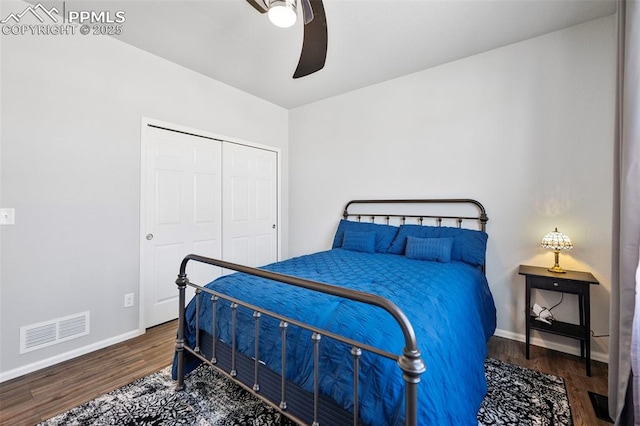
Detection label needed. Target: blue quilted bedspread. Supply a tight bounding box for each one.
[173,249,496,425]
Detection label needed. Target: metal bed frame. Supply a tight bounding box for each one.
[174,199,488,426]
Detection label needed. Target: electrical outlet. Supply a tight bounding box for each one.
[124,293,134,308]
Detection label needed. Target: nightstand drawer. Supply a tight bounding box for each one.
[529,276,584,293]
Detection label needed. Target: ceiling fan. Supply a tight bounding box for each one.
[245,0,328,79]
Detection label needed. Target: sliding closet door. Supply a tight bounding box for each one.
[141,126,223,328]
[222,143,278,268]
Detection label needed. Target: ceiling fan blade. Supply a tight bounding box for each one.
[293,0,327,79]
[246,0,268,13]
[300,0,314,24]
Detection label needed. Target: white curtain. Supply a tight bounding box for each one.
[633,249,639,422]
[609,0,640,424]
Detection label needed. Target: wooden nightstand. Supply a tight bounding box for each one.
[518,265,599,376]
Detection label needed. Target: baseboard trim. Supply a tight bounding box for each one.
[494,328,608,364]
[0,329,144,383]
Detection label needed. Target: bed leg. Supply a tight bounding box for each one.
[175,272,188,391]
[311,332,322,426]
[351,347,362,424]
[279,321,288,410]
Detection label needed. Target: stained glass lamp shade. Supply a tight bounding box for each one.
[541,227,573,273]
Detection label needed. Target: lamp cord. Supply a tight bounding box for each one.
[548,293,564,312]
[528,293,564,320]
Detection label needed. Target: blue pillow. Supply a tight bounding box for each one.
[332,220,399,253]
[388,225,488,266]
[405,237,453,262]
[341,231,376,253]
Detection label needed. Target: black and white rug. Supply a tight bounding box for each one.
[40,358,572,426]
[479,358,572,425]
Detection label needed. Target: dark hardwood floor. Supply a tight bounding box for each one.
[0,321,176,426]
[487,336,610,426]
[0,320,609,426]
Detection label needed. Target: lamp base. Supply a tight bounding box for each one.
[548,249,567,273]
[548,265,567,274]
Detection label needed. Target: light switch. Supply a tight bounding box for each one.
[0,208,15,225]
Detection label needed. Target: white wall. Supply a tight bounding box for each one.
[0,1,288,378]
[289,16,616,361]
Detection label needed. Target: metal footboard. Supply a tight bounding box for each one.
[174,254,426,426]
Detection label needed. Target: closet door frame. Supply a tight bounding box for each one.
[139,117,281,333]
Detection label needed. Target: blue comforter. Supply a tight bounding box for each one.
[173,249,496,425]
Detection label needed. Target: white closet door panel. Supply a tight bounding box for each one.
[255,234,276,267]
[255,178,273,220]
[189,239,222,287]
[230,177,250,222]
[155,172,182,226]
[142,126,222,328]
[229,237,250,266]
[194,173,218,223]
[153,243,186,302]
[222,143,277,268]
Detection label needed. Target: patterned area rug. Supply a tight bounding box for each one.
[479,358,573,425]
[40,358,572,426]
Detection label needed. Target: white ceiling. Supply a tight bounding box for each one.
[63,0,616,109]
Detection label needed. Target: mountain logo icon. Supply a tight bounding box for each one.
[1,3,60,24]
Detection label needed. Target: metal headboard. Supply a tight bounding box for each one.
[342,199,489,231]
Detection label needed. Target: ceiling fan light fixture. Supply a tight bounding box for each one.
[268,0,297,28]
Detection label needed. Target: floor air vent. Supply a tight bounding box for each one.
[20,311,90,354]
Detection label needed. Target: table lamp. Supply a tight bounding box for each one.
[541,227,573,273]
